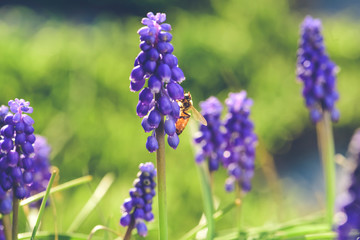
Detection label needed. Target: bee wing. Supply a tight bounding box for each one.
[190,106,208,126]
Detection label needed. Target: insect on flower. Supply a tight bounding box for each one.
[175,92,207,135]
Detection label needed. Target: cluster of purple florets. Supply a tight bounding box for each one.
[120,162,156,237]
[337,129,360,240]
[223,92,257,192]
[194,97,226,172]
[130,12,185,152]
[296,16,339,123]
[0,99,36,199]
[194,91,257,193]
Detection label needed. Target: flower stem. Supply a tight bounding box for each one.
[156,116,168,240]
[2,214,12,240]
[198,162,215,239]
[123,217,135,240]
[12,193,19,240]
[315,112,335,227]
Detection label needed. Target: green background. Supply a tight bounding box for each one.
[0,0,359,238]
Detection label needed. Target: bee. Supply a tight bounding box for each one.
[175,92,207,135]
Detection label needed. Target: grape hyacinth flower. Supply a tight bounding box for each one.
[222,91,257,193]
[0,99,36,199]
[120,162,156,237]
[27,135,51,208]
[129,12,185,152]
[337,129,360,240]
[194,97,226,172]
[296,16,339,123]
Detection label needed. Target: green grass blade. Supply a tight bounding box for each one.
[30,170,57,240]
[180,200,239,240]
[67,173,115,232]
[20,175,93,206]
[197,162,215,239]
[19,231,102,240]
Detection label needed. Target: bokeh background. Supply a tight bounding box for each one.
[0,0,359,238]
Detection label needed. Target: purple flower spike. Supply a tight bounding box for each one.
[129,12,186,152]
[26,135,51,208]
[337,129,360,240]
[194,97,226,172]
[0,99,37,199]
[223,91,257,193]
[119,162,156,238]
[296,16,339,123]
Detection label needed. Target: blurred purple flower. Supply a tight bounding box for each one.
[0,220,5,240]
[223,91,257,193]
[27,135,51,208]
[194,97,226,172]
[130,12,185,152]
[119,162,156,237]
[296,16,339,123]
[337,129,360,240]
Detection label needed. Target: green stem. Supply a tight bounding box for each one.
[198,162,215,239]
[2,214,12,240]
[12,193,19,240]
[123,217,135,240]
[235,185,242,230]
[316,112,335,228]
[156,116,168,240]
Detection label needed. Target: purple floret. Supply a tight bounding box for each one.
[296,16,339,123]
[130,12,186,152]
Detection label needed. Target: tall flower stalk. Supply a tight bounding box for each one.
[194,97,225,239]
[129,12,186,239]
[194,92,257,233]
[296,16,339,227]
